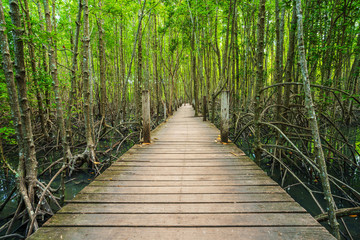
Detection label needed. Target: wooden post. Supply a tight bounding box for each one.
[142,90,151,143]
[202,96,207,121]
[221,91,229,143]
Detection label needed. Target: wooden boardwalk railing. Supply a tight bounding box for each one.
[29,105,335,239]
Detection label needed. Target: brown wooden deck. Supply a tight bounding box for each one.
[28,105,335,239]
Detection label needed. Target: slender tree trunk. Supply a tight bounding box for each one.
[196,23,204,115]
[346,33,360,124]
[67,0,83,138]
[235,13,240,112]
[89,42,95,141]
[210,0,235,118]
[296,0,340,238]
[35,0,50,120]
[153,14,160,122]
[43,0,72,161]
[7,0,39,230]
[191,30,198,116]
[273,0,284,167]
[23,0,48,139]
[254,0,266,165]
[136,0,143,122]
[230,4,237,123]
[0,1,23,154]
[283,0,297,110]
[82,0,96,162]
[10,0,37,200]
[275,0,283,121]
[187,1,198,116]
[97,0,107,123]
[120,15,127,122]
[115,20,121,122]
[221,0,233,87]
[168,32,174,116]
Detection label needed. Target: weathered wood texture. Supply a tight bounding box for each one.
[29,105,335,240]
[142,90,151,143]
[221,91,229,143]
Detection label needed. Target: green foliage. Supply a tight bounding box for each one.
[0,126,16,144]
[37,69,53,92]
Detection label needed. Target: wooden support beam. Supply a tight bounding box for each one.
[221,91,229,143]
[203,96,207,121]
[142,90,151,143]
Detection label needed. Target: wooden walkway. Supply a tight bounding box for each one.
[29,105,334,239]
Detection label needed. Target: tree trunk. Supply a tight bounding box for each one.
[283,0,297,110]
[275,0,283,121]
[210,0,235,117]
[67,0,83,139]
[7,0,39,231]
[254,0,266,165]
[136,1,143,122]
[120,15,127,122]
[296,0,340,238]
[153,14,160,123]
[191,29,198,116]
[82,0,96,162]
[23,0,48,139]
[43,0,72,162]
[0,0,23,159]
[36,0,50,120]
[97,0,107,123]
[346,33,360,124]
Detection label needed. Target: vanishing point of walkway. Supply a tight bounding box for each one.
[29,105,334,239]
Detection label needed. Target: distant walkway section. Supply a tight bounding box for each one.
[29,105,334,239]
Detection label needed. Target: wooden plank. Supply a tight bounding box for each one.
[113,162,257,166]
[118,157,249,161]
[121,155,242,160]
[132,145,229,150]
[80,186,285,194]
[104,167,265,173]
[130,146,246,155]
[69,193,294,203]
[125,153,239,158]
[101,171,267,176]
[95,175,271,181]
[143,142,222,145]
[149,140,223,143]
[127,149,235,154]
[149,138,218,141]
[109,164,259,169]
[59,202,306,214]
[43,213,320,227]
[28,227,335,240]
[90,179,278,186]
[106,166,262,172]
[152,132,217,135]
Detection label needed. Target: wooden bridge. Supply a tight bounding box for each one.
[29,105,334,239]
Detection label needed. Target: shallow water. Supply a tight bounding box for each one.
[268,165,360,239]
[0,138,135,237]
[236,139,360,239]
